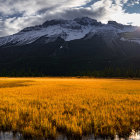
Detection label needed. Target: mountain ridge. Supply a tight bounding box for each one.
[0,17,138,47]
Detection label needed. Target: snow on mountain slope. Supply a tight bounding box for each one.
[120,29,140,45]
[0,17,138,47]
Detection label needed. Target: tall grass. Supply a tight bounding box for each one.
[0,78,139,139]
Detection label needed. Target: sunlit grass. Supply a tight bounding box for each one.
[0,78,139,139]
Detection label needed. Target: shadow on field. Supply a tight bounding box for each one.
[0,80,33,88]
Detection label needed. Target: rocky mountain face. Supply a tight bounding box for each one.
[0,17,140,76]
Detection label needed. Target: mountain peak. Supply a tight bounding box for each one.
[74,17,95,21]
[74,17,101,26]
[42,19,68,27]
[108,21,125,29]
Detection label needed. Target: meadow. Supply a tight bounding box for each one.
[0,77,139,139]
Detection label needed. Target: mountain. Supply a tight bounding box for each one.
[0,17,138,46]
[0,17,140,77]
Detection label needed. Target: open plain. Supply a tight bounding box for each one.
[0,78,139,139]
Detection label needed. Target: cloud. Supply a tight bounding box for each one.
[89,0,140,25]
[0,0,91,36]
[0,0,91,16]
[0,0,140,37]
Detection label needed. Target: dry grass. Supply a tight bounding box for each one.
[0,77,139,139]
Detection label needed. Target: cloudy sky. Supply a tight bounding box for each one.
[0,0,140,37]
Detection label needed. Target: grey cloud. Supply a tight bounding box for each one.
[58,7,106,20]
[0,0,91,36]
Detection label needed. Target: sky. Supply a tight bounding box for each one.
[0,0,140,37]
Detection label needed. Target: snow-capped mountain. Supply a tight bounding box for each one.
[0,17,140,76]
[0,17,139,47]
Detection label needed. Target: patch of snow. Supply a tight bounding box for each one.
[60,46,63,49]
[120,37,140,45]
[0,18,138,47]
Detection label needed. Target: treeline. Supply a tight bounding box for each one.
[0,67,140,78]
[75,68,140,78]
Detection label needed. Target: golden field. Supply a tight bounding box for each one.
[0,77,139,139]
